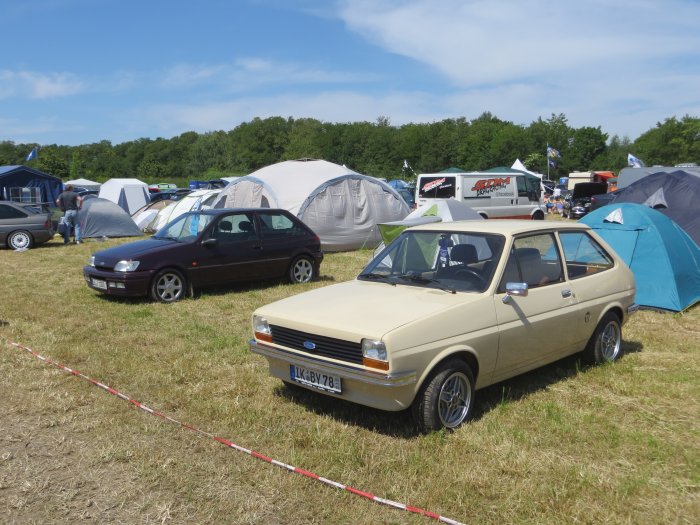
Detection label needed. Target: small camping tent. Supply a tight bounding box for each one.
[580,203,700,312]
[0,165,63,204]
[131,199,174,231]
[77,198,144,238]
[213,159,409,251]
[151,189,221,232]
[98,178,150,215]
[378,199,483,246]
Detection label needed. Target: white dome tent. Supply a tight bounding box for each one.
[213,159,409,251]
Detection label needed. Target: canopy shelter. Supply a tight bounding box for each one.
[581,203,700,312]
[65,178,101,191]
[0,165,63,205]
[213,159,409,251]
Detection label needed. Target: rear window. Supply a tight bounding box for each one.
[417,176,456,199]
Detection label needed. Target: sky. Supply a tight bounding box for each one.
[2,0,699,148]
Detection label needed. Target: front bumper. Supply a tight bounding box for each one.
[249,339,418,412]
[83,266,155,297]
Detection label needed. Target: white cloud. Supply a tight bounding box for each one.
[0,70,84,99]
[335,0,700,86]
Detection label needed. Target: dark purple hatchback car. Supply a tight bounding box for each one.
[84,208,323,302]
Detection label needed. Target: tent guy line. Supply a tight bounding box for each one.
[0,335,466,525]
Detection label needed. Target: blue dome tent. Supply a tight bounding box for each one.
[581,203,700,312]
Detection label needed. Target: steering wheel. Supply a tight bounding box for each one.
[455,268,486,288]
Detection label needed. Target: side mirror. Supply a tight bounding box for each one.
[502,282,528,303]
[201,238,218,247]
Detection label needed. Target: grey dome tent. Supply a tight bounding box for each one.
[77,198,143,238]
[213,159,409,251]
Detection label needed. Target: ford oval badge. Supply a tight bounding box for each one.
[303,341,316,350]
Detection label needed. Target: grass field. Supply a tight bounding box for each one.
[1,232,698,524]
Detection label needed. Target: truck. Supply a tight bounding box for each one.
[415,171,544,219]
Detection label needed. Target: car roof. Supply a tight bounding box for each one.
[188,207,291,216]
[408,219,591,236]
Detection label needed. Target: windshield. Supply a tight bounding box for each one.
[360,230,505,292]
[153,212,215,242]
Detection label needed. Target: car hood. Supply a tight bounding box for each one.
[256,279,485,341]
[91,238,183,265]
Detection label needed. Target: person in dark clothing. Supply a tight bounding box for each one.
[55,184,83,244]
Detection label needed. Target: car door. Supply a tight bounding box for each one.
[557,230,618,345]
[255,211,308,277]
[194,212,264,286]
[491,233,582,382]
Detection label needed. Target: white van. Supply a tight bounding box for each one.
[415,171,544,219]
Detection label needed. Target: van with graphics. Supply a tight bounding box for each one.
[415,171,544,220]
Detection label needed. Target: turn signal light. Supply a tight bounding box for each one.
[255,331,273,343]
[363,357,389,371]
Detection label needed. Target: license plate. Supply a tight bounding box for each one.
[91,278,107,290]
[290,365,342,394]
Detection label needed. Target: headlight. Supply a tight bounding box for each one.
[113,260,140,272]
[362,339,389,371]
[253,315,272,342]
[362,339,387,360]
[88,255,96,267]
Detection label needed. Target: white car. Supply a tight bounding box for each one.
[250,220,636,431]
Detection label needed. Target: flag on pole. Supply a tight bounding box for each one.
[627,153,645,167]
[547,145,560,158]
[26,147,38,161]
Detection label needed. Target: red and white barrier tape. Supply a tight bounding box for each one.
[1,337,465,525]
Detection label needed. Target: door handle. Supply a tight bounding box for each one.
[561,289,572,298]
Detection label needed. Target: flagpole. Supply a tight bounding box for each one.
[546,144,550,181]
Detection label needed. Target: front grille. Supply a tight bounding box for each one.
[270,324,363,364]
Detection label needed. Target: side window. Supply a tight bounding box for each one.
[0,204,27,219]
[213,213,257,242]
[559,231,614,279]
[497,233,563,292]
[258,212,304,239]
[516,176,529,198]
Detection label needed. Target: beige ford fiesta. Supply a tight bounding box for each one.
[250,220,636,432]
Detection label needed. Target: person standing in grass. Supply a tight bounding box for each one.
[56,184,83,244]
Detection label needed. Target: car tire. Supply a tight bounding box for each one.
[532,210,545,220]
[412,358,475,432]
[583,311,622,364]
[8,230,33,250]
[150,269,186,303]
[288,255,315,284]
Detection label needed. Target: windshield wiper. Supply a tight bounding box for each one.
[396,273,456,294]
[155,235,180,242]
[358,272,396,286]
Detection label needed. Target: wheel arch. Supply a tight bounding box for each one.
[414,348,480,395]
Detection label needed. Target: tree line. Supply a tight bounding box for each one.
[2,113,698,184]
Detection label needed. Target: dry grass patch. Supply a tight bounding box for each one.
[1,236,698,524]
